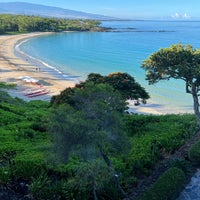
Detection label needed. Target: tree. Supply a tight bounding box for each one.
[66,160,114,199]
[51,72,149,106]
[0,14,102,34]
[84,72,149,103]
[48,83,129,198]
[142,44,200,127]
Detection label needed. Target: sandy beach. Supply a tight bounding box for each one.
[0,32,76,101]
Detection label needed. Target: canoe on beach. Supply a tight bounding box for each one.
[24,88,46,96]
[27,89,50,98]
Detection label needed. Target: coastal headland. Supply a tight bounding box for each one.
[0,32,76,101]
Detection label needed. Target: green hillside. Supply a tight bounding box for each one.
[0,81,198,199]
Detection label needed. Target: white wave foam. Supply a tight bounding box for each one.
[15,39,78,82]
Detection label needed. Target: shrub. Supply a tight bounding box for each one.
[0,145,17,161]
[0,108,22,126]
[188,140,200,165]
[10,159,47,180]
[0,167,11,185]
[31,122,47,132]
[138,167,186,200]
[0,82,16,89]
[30,176,76,200]
[29,173,51,199]
[169,158,192,175]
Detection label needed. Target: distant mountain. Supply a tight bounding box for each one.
[0,2,118,20]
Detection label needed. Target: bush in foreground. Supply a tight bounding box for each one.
[138,167,186,200]
[188,140,200,165]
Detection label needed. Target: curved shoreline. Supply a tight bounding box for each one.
[0,32,76,101]
[15,34,80,82]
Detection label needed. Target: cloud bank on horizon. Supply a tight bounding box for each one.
[172,12,191,19]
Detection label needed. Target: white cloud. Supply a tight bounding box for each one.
[183,13,191,19]
[172,12,180,19]
[171,12,191,19]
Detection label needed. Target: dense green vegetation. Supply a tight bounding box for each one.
[0,14,102,34]
[189,140,200,165]
[138,167,186,200]
[0,77,198,199]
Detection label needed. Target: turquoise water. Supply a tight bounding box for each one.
[18,21,200,113]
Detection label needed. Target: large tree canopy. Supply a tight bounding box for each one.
[51,72,149,106]
[142,44,200,126]
[86,72,150,102]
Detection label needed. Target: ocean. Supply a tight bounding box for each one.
[17,20,200,113]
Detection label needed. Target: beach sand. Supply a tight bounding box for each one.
[0,32,76,101]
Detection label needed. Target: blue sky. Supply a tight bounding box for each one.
[1,0,199,20]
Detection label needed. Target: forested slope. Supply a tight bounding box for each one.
[0,14,102,34]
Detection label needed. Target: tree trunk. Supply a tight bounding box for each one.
[192,92,200,128]
[93,186,98,200]
[98,144,111,167]
[98,144,128,198]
